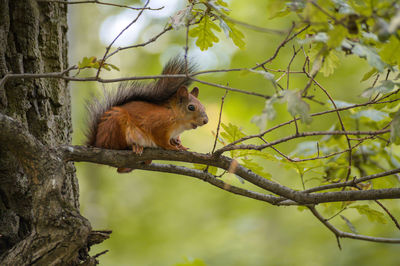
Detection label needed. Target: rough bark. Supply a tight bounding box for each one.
[0,1,108,264]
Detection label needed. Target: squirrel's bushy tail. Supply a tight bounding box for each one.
[85,56,196,146]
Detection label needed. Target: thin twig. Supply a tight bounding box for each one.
[202,1,284,34]
[286,45,300,90]
[215,129,390,154]
[293,115,299,135]
[304,71,353,183]
[190,77,271,99]
[308,206,400,244]
[326,207,347,221]
[211,90,228,154]
[310,1,343,25]
[304,167,400,193]
[374,200,400,231]
[36,0,163,10]
[93,250,109,259]
[95,0,150,78]
[105,26,173,60]
[183,3,195,75]
[252,23,310,69]
[205,89,228,173]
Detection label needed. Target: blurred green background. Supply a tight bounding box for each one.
[69,0,400,265]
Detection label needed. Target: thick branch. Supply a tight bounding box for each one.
[61,145,297,201]
[126,162,295,206]
[62,146,400,204]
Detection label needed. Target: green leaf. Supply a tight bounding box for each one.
[297,206,307,212]
[101,64,110,71]
[361,80,396,98]
[320,50,340,77]
[389,12,400,33]
[307,43,338,76]
[327,26,347,48]
[214,15,245,49]
[78,56,120,72]
[361,68,378,82]
[217,16,230,38]
[352,43,386,72]
[226,21,245,49]
[267,0,286,19]
[190,15,221,51]
[169,6,192,30]
[241,158,271,179]
[350,205,387,224]
[303,2,329,31]
[216,0,229,8]
[107,63,120,71]
[350,109,389,122]
[322,202,345,216]
[348,0,371,16]
[379,35,400,68]
[235,150,278,161]
[362,31,379,42]
[330,100,354,108]
[340,215,358,234]
[283,90,312,124]
[313,32,329,43]
[375,17,390,42]
[193,164,217,176]
[270,8,290,19]
[307,43,325,63]
[249,69,275,82]
[335,0,355,14]
[210,0,230,14]
[78,56,96,69]
[390,110,400,144]
[251,97,278,131]
[233,174,245,184]
[220,122,246,143]
[291,141,319,157]
[251,113,268,132]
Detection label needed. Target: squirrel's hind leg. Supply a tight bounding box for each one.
[116,144,147,173]
[132,143,144,155]
[116,159,151,174]
[117,167,133,173]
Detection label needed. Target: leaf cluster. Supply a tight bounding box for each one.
[169,0,245,50]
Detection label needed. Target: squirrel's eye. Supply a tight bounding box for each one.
[188,104,195,111]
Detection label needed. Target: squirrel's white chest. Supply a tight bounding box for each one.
[169,124,189,139]
[125,125,158,148]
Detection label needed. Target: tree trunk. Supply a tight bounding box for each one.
[0,1,107,264]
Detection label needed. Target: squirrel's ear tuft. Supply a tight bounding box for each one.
[190,87,199,98]
[177,86,189,100]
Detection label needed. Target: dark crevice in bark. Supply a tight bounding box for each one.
[0,1,107,264]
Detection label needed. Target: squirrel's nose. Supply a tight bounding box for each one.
[203,116,208,125]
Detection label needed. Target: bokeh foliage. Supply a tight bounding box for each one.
[69,0,400,265]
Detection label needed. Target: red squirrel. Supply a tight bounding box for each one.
[85,57,208,173]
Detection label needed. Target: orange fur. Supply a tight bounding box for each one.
[93,86,208,173]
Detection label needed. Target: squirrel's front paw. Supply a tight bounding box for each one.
[170,137,188,151]
[170,137,181,146]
